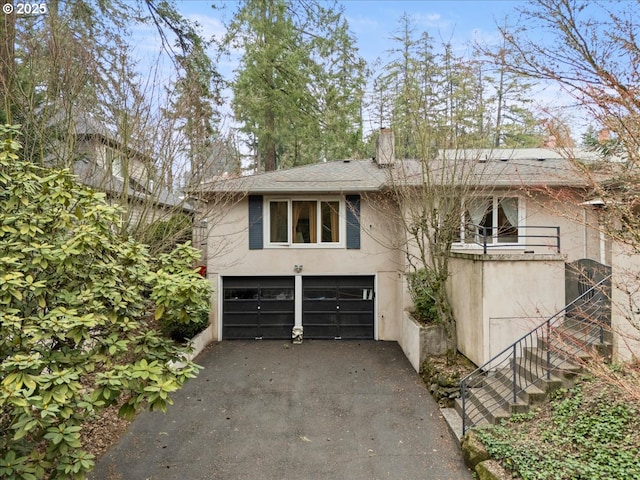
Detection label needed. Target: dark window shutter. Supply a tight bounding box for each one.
[346,194,361,249]
[248,195,263,250]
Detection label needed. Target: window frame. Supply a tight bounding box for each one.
[454,195,525,248]
[264,197,345,248]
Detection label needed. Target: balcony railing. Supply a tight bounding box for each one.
[461,224,561,254]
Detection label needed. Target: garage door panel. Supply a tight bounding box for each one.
[302,276,374,339]
[258,325,293,338]
[303,312,337,324]
[224,327,259,339]
[259,312,294,325]
[338,301,373,312]
[304,328,337,339]
[339,326,373,339]
[260,300,294,312]
[223,277,294,340]
[223,301,257,313]
[303,300,336,311]
[223,312,259,325]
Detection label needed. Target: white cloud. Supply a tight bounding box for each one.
[184,13,227,43]
[413,12,447,28]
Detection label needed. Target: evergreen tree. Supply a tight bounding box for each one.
[221,0,366,171]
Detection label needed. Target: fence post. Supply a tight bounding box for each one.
[461,379,467,435]
[512,344,517,403]
[546,320,551,380]
[483,226,488,254]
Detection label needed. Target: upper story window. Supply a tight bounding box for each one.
[458,196,520,245]
[267,199,342,246]
[106,149,124,180]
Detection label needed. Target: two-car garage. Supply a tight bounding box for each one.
[222,276,374,340]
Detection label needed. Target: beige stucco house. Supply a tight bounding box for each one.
[196,131,636,370]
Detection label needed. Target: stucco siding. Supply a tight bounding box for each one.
[611,242,640,363]
[204,194,404,341]
[525,191,602,262]
[448,255,485,366]
[449,253,566,367]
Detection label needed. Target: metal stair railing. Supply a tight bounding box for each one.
[460,275,612,434]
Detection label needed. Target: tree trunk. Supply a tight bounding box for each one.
[435,286,458,363]
[264,106,276,171]
[0,4,16,122]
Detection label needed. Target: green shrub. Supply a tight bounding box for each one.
[0,125,211,479]
[475,383,640,480]
[141,213,192,254]
[150,243,211,342]
[160,308,209,343]
[407,268,439,324]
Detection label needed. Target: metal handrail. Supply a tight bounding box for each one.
[462,224,561,254]
[460,274,612,434]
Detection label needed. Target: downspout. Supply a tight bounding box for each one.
[599,213,606,265]
[583,207,588,259]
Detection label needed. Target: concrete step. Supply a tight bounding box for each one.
[457,348,568,431]
[493,367,548,405]
[455,397,490,430]
[456,319,613,433]
[539,324,613,361]
[440,407,463,443]
[457,380,523,426]
[523,347,581,389]
[563,317,612,343]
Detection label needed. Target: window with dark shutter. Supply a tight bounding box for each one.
[345,194,361,249]
[248,195,263,250]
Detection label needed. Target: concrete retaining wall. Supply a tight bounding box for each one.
[399,311,448,372]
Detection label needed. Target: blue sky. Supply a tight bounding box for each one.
[147,1,605,140]
[176,0,524,70]
[167,1,531,132]
[340,0,521,58]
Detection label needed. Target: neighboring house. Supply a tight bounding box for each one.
[48,113,193,229]
[196,130,635,370]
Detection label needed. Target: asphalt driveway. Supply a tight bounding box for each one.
[90,340,472,480]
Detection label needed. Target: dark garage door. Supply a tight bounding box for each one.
[303,276,374,339]
[223,277,294,339]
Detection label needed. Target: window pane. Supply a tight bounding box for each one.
[270,201,288,243]
[303,288,337,300]
[260,288,294,300]
[339,288,373,300]
[111,156,123,179]
[224,288,258,300]
[497,197,519,243]
[321,201,340,243]
[464,198,492,243]
[292,201,317,243]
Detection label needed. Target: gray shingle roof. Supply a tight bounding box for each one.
[73,159,192,211]
[198,159,388,194]
[198,148,602,195]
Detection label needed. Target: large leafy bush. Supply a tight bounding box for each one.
[0,125,211,479]
[150,243,211,342]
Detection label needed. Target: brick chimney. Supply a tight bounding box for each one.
[543,135,557,148]
[598,128,610,143]
[375,128,395,167]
